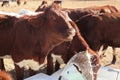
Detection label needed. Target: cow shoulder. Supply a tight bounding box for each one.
[0,14,16,29]
[87,14,102,28]
[77,14,101,30]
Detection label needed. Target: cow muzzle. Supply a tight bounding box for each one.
[66,28,76,41]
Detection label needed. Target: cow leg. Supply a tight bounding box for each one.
[28,69,37,76]
[0,58,5,70]
[111,47,117,64]
[23,68,30,79]
[23,68,36,79]
[14,64,24,80]
[8,69,17,80]
[56,55,66,69]
[55,61,60,71]
[15,63,38,80]
[47,53,66,75]
[47,53,55,75]
[2,58,17,80]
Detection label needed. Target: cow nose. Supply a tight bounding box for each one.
[67,28,76,38]
[62,28,75,41]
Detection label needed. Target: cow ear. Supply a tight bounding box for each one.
[28,16,45,28]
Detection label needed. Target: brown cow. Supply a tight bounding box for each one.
[85,5,119,13]
[0,3,76,80]
[33,2,120,79]
[64,8,119,65]
[46,9,100,80]
[36,3,100,80]
[55,5,119,64]
[35,1,119,79]
[47,5,119,80]
[84,5,119,64]
[76,12,120,61]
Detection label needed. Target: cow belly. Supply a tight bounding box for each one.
[106,35,120,47]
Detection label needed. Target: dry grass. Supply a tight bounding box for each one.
[0,0,120,12]
[0,0,120,74]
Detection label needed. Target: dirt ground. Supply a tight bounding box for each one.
[0,0,120,76]
[0,0,120,12]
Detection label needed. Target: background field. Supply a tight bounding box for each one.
[0,0,120,12]
[0,0,120,74]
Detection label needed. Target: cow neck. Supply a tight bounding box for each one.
[29,12,64,62]
[37,23,63,58]
[40,30,63,55]
[70,21,98,57]
[69,21,89,49]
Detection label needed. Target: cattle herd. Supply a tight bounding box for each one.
[0,0,120,80]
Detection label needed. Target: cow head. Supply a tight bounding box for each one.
[43,3,76,41]
[29,3,76,42]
